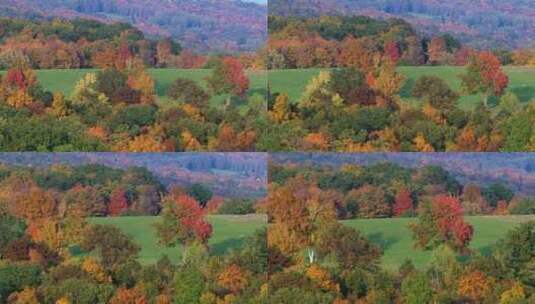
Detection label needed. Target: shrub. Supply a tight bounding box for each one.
[113,87,142,104]
[0,115,105,151]
[95,69,127,101]
[0,262,42,302]
[217,199,256,215]
[401,271,434,304]
[508,198,535,215]
[107,104,157,134]
[187,183,213,208]
[167,78,209,107]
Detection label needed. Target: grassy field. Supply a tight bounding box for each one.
[88,214,267,265]
[5,67,532,111]
[86,214,533,269]
[343,215,535,271]
[1,68,267,110]
[269,66,535,110]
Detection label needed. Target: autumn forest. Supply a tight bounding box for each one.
[267,153,535,303]
[0,0,534,303]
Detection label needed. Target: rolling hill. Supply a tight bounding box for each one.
[0,0,267,52]
[269,0,535,49]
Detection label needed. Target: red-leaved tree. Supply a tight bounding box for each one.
[411,194,473,253]
[384,41,400,64]
[460,51,509,106]
[108,188,129,216]
[206,57,250,97]
[433,195,473,251]
[393,189,413,216]
[116,42,133,70]
[5,68,28,90]
[155,194,213,246]
[4,67,36,92]
[222,57,250,96]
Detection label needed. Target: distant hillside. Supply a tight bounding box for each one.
[0,0,267,52]
[271,153,535,196]
[269,0,535,49]
[0,153,268,198]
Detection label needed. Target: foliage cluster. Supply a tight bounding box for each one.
[266,168,535,303]
[0,56,267,152]
[266,53,535,152]
[269,161,533,218]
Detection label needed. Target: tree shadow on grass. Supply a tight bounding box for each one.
[248,87,268,98]
[399,77,415,99]
[154,81,169,97]
[68,245,84,256]
[227,88,268,110]
[366,232,399,251]
[487,95,500,107]
[510,86,535,103]
[457,244,496,264]
[477,244,496,257]
[211,237,246,256]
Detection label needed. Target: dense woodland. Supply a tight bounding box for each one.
[266,16,535,152]
[269,0,535,50]
[269,161,535,218]
[0,163,261,217]
[266,161,535,303]
[0,0,267,53]
[0,18,263,70]
[0,162,266,303]
[270,153,535,196]
[0,153,268,198]
[267,15,535,69]
[268,15,468,68]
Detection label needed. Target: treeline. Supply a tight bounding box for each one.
[270,153,535,196]
[264,169,535,304]
[366,0,535,50]
[268,0,535,51]
[268,15,468,68]
[0,57,266,152]
[269,162,535,218]
[267,15,535,69]
[0,162,259,217]
[23,0,267,53]
[266,50,535,152]
[0,17,263,70]
[0,163,164,217]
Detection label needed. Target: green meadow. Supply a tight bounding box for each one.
[5,67,533,111]
[268,66,535,110]
[88,214,267,265]
[1,68,267,110]
[343,215,535,271]
[86,214,533,270]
